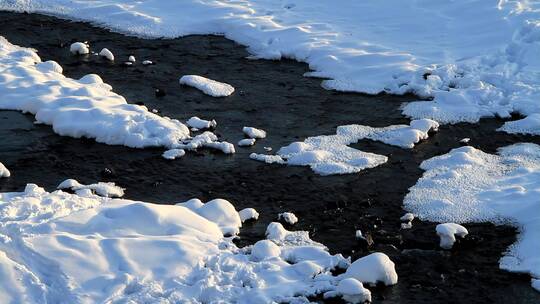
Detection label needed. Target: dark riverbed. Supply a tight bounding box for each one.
[1,11,539,303]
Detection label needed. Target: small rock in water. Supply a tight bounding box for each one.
[155,88,166,97]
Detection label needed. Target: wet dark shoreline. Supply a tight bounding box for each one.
[1,11,540,303]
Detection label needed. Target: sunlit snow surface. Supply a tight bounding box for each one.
[251,119,438,175]
[0,184,359,303]
[0,36,190,148]
[405,143,540,289]
[1,0,540,133]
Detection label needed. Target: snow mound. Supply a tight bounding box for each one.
[436,223,468,249]
[0,162,10,178]
[0,36,191,149]
[324,278,372,304]
[186,116,216,129]
[405,143,540,289]
[162,148,186,160]
[179,75,234,97]
[239,207,259,222]
[128,55,136,62]
[99,48,114,61]
[0,185,357,303]
[69,42,88,55]
[243,126,266,139]
[238,138,256,147]
[278,212,298,225]
[177,198,242,236]
[57,178,125,198]
[250,239,281,261]
[345,252,398,286]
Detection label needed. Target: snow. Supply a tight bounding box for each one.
[499,113,540,135]
[249,153,285,164]
[0,162,10,178]
[57,178,125,198]
[243,126,266,139]
[250,240,281,261]
[98,48,114,61]
[345,252,398,286]
[3,1,540,133]
[0,184,359,303]
[336,119,439,149]
[324,278,371,304]
[405,143,540,289]
[177,198,242,236]
[128,55,136,62]
[162,148,186,160]
[400,213,415,222]
[278,212,298,225]
[69,42,88,55]
[204,141,236,154]
[179,75,234,97]
[238,138,256,147]
[239,208,259,222]
[0,36,192,149]
[401,222,412,230]
[142,60,153,65]
[436,223,469,249]
[355,230,363,239]
[252,119,438,175]
[460,138,471,144]
[186,116,216,129]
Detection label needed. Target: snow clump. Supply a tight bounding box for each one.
[436,223,469,249]
[57,179,124,198]
[243,126,267,139]
[99,48,114,61]
[69,42,89,55]
[345,252,398,286]
[186,116,217,129]
[162,148,186,160]
[179,75,234,97]
[278,212,298,225]
[239,208,259,222]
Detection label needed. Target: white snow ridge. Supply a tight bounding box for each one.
[179,75,234,97]
[405,143,540,289]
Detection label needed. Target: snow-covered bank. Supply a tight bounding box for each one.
[0,36,239,156]
[0,36,190,149]
[251,119,438,175]
[0,183,402,303]
[405,143,540,289]
[2,1,540,134]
